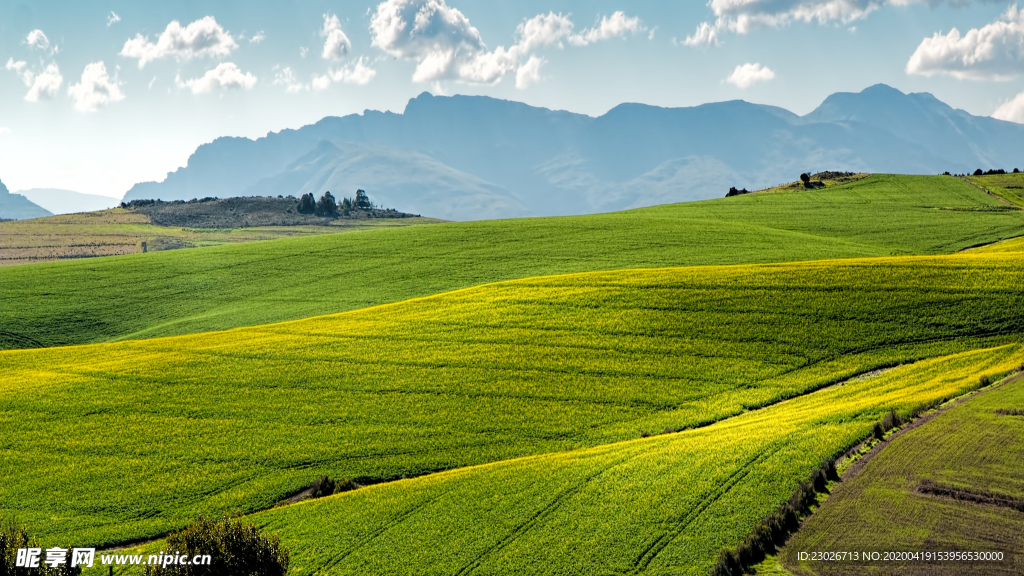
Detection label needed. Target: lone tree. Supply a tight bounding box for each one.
[354,189,372,210]
[297,193,316,214]
[800,173,811,184]
[315,191,338,217]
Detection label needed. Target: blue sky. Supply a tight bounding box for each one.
[2,0,1022,197]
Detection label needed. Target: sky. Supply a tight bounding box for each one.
[2,0,1023,198]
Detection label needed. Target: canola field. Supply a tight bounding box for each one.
[3,247,1024,550]
[2,174,1021,351]
[117,345,1024,576]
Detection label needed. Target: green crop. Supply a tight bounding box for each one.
[115,345,1024,576]
[3,248,1024,548]
[2,175,1022,350]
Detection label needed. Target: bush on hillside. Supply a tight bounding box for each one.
[143,517,289,576]
[800,173,811,184]
[726,187,751,197]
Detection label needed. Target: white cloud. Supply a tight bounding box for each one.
[515,12,576,52]
[180,62,257,94]
[330,56,377,84]
[321,14,352,60]
[25,63,63,101]
[993,87,1024,122]
[684,21,722,47]
[571,11,646,45]
[370,0,643,85]
[300,47,309,58]
[68,62,124,112]
[107,11,121,27]
[725,62,775,88]
[26,29,50,51]
[7,58,63,101]
[250,31,266,44]
[685,0,994,47]
[120,16,237,68]
[515,55,544,89]
[5,57,31,85]
[907,5,1024,80]
[312,57,379,91]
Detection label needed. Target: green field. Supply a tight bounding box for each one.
[966,172,1024,207]
[0,208,437,267]
[111,345,1022,576]
[3,246,1024,552]
[782,373,1024,576]
[2,175,1022,350]
[3,174,1024,576]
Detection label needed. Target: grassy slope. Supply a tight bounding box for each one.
[0,208,439,267]
[4,248,1024,548]
[782,374,1024,576]
[966,172,1024,207]
[2,174,1022,350]
[114,345,1023,576]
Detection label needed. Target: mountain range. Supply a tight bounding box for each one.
[0,179,51,220]
[123,84,1024,221]
[19,189,121,215]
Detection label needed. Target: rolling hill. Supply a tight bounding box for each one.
[121,85,1024,219]
[3,175,1023,350]
[3,247,1024,552]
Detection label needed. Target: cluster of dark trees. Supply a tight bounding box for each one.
[297,189,374,217]
[945,168,1021,176]
[726,187,751,197]
[799,173,825,189]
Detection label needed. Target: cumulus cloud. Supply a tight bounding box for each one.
[515,55,545,89]
[26,29,50,51]
[571,11,646,45]
[993,88,1024,122]
[120,16,237,68]
[107,11,121,27]
[68,62,124,112]
[25,63,63,101]
[7,57,63,101]
[907,5,1024,80]
[321,14,352,60]
[684,0,994,47]
[180,62,257,94]
[725,62,775,88]
[370,0,643,85]
[250,31,266,44]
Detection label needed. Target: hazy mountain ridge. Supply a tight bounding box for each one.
[18,189,120,215]
[122,85,1024,220]
[0,178,52,220]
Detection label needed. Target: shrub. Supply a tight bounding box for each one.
[974,169,983,176]
[800,173,811,184]
[310,476,335,498]
[1014,168,1021,173]
[143,517,289,576]
[709,549,742,576]
[979,375,993,387]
